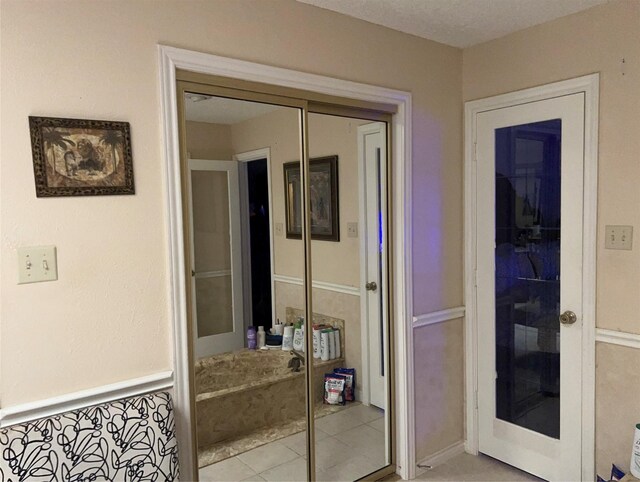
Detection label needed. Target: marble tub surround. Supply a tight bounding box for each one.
[195,348,343,452]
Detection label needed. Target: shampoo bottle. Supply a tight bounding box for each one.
[282,325,294,351]
[257,326,266,349]
[247,326,257,350]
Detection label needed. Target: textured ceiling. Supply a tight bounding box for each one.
[296,0,609,48]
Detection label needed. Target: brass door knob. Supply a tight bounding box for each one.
[559,310,577,325]
[365,281,378,292]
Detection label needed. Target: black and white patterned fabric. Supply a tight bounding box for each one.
[0,391,179,482]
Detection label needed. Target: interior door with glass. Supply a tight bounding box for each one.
[476,93,584,481]
[188,159,244,358]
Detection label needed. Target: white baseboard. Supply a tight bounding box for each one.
[415,441,466,477]
[596,328,640,350]
[0,371,174,428]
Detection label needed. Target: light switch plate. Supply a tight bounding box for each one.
[347,222,358,238]
[18,246,58,284]
[275,222,284,237]
[605,225,633,250]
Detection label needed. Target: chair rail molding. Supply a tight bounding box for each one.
[413,306,465,329]
[596,328,640,350]
[0,371,174,428]
[273,273,361,296]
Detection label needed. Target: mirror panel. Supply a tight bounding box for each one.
[182,91,309,481]
[307,112,391,480]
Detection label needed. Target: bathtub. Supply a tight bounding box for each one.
[194,348,344,451]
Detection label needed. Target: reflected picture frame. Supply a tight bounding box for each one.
[283,155,339,241]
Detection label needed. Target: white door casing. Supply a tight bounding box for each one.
[188,159,244,359]
[159,45,414,481]
[358,122,388,410]
[234,148,276,333]
[464,74,599,482]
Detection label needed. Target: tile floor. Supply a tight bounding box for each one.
[199,403,387,481]
[414,453,543,482]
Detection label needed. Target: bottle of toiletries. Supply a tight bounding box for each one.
[313,325,322,359]
[247,326,257,350]
[334,328,341,358]
[631,423,640,478]
[274,319,284,336]
[321,329,330,361]
[328,329,336,360]
[293,325,305,352]
[257,326,266,349]
[282,325,294,351]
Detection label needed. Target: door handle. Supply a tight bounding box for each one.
[365,281,377,292]
[559,310,577,325]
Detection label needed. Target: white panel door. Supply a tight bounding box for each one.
[359,123,388,410]
[476,94,584,481]
[188,159,244,358]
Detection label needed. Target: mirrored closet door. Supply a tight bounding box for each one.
[177,73,395,482]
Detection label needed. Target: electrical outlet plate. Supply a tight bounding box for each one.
[605,225,633,250]
[18,246,58,284]
[275,222,284,236]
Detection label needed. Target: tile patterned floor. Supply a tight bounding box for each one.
[199,403,387,481]
[414,453,543,482]
[199,409,542,482]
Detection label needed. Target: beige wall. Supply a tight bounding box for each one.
[0,0,462,464]
[231,109,366,286]
[463,0,640,474]
[185,121,233,160]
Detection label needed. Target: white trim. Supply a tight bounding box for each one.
[0,371,173,428]
[234,147,276,329]
[463,73,599,481]
[415,441,465,476]
[158,45,413,481]
[193,269,231,279]
[596,328,640,350]
[412,306,465,329]
[273,273,360,296]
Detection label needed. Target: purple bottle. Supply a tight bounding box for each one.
[247,326,257,350]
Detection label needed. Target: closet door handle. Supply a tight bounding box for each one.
[365,281,377,292]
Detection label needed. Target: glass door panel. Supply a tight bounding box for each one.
[494,119,561,439]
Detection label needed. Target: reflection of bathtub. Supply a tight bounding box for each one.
[195,349,343,450]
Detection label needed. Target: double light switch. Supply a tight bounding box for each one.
[17,246,58,284]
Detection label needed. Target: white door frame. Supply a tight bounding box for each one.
[233,148,276,333]
[158,45,415,481]
[464,74,599,481]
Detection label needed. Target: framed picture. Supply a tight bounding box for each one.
[283,155,339,241]
[29,116,134,197]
